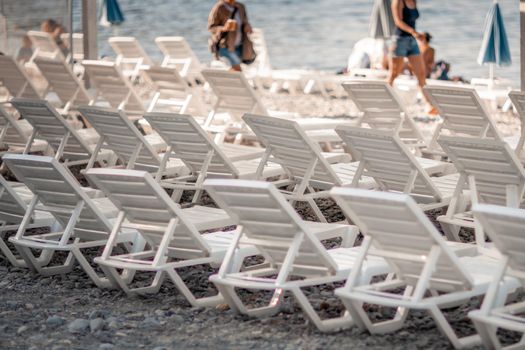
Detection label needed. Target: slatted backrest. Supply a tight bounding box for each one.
[335,126,442,199]
[204,179,338,274]
[81,60,145,117]
[331,188,473,290]
[144,113,238,177]
[10,98,93,160]
[78,106,161,169]
[141,65,190,112]
[249,28,272,74]
[3,154,112,235]
[0,55,41,99]
[425,86,502,139]
[27,31,66,61]
[201,69,268,120]
[474,204,525,280]
[108,36,153,75]
[0,104,32,148]
[86,168,211,258]
[0,174,29,224]
[155,36,202,76]
[438,136,525,206]
[243,114,342,186]
[342,80,408,131]
[61,33,84,60]
[509,91,525,152]
[34,57,90,107]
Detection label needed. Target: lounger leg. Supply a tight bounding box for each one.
[71,247,113,289]
[214,282,283,317]
[165,268,223,307]
[0,233,27,267]
[290,286,353,332]
[305,197,327,223]
[471,317,500,350]
[98,265,134,294]
[428,305,481,349]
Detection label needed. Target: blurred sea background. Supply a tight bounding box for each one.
[1,0,521,85]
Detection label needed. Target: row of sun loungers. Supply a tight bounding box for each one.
[2,35,525,348]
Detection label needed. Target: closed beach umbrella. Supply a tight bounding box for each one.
[477,0,511,81]
[100,0,125,27]
[369,0,395,39]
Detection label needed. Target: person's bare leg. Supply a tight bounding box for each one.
[407,54,433,107]
[388,57,405,86]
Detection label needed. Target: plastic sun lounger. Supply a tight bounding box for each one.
[204,179,389,331]
[242,114,377,222]
[508,90,525,160]
[34,57,90,113]
[330,188,520,349]
[424,85,518,158]
[81,60,146,119]
[437,136,525,247]
[2,154,140,288]
[201,69,349,143]
[108,36,154,80]
[60,33,84,61]
[144,112,283,202]
[0,174,56,267]
[0,55,42,100]
[155,36,205,84]
[27,30,67,62]
[9,98,113,167]
[341,80,427,152]
[470,204,525,349]
[0,104,48,154]
[86,168,249,305]
[77,106,185,178]
[334,126,460,211]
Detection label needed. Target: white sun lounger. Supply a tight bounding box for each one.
[342,80,426,151]
[424,85,517,158]
[144,112,283,202]
[2,154,140,288]
[0,55,42,100]
[470,204,525,349]
[0,174,56,267]
[27,30,67,62]
[78,106,185,177]
[155,36,204,84]
[0,104,48,154]
[205,179,389,331]
[243,114,377,221]
[10,98,113,166]
[81,60,146,119]
[437,136,525,246]
[334,126,460,210]
[86,168,248,304]
[61,33,84,61]
[108,36,154,80]
[508,90,525,159]
[331,188,519,349]
[34,57,91,113]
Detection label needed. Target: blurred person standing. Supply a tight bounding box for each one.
[208,0,256,71]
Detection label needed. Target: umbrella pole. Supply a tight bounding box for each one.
[68,0,73,66]
[489,63,494,89]
[521,0,525,90]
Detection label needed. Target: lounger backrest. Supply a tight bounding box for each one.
[342,81,413,133]
[0,175,29,224]
[81,60,145,117]
[201,69,268,120]
[86,168,211,259]
[204,179,338,274]
[331,188,473,290]
[155,36,202,76]
[335,126,442,199]
[108,36,153,74]
[509,91,525,151]
[144,113,238,177]
[2,154,111,236]
[425,86,502,139]
[438,136,525,206]
[474,204,525,278]
[27,31,66,61]
[0,105,32,148]
[10,98,93,160]
[141,65,191,112]
[34,57,90,107]
[249,28,272,74]
[243,114,342,186]
[60,33,84,60]
[0,56,41,99]
[78,106,161,169]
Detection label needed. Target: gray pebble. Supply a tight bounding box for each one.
[46,316,66,327]
[16,325,28,335]
[67,318,90,333]
[99,343,114,350]
[90,318,105,332]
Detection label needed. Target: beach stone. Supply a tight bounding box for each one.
[141,317,160,329]
[171,315,184,324]
[17,325,28,335]
[46,316,66,327]
[90,318,105,332]
[98,344,114,350]
[67,319,90,333]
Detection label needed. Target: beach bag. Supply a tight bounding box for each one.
[211,6,239,58]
